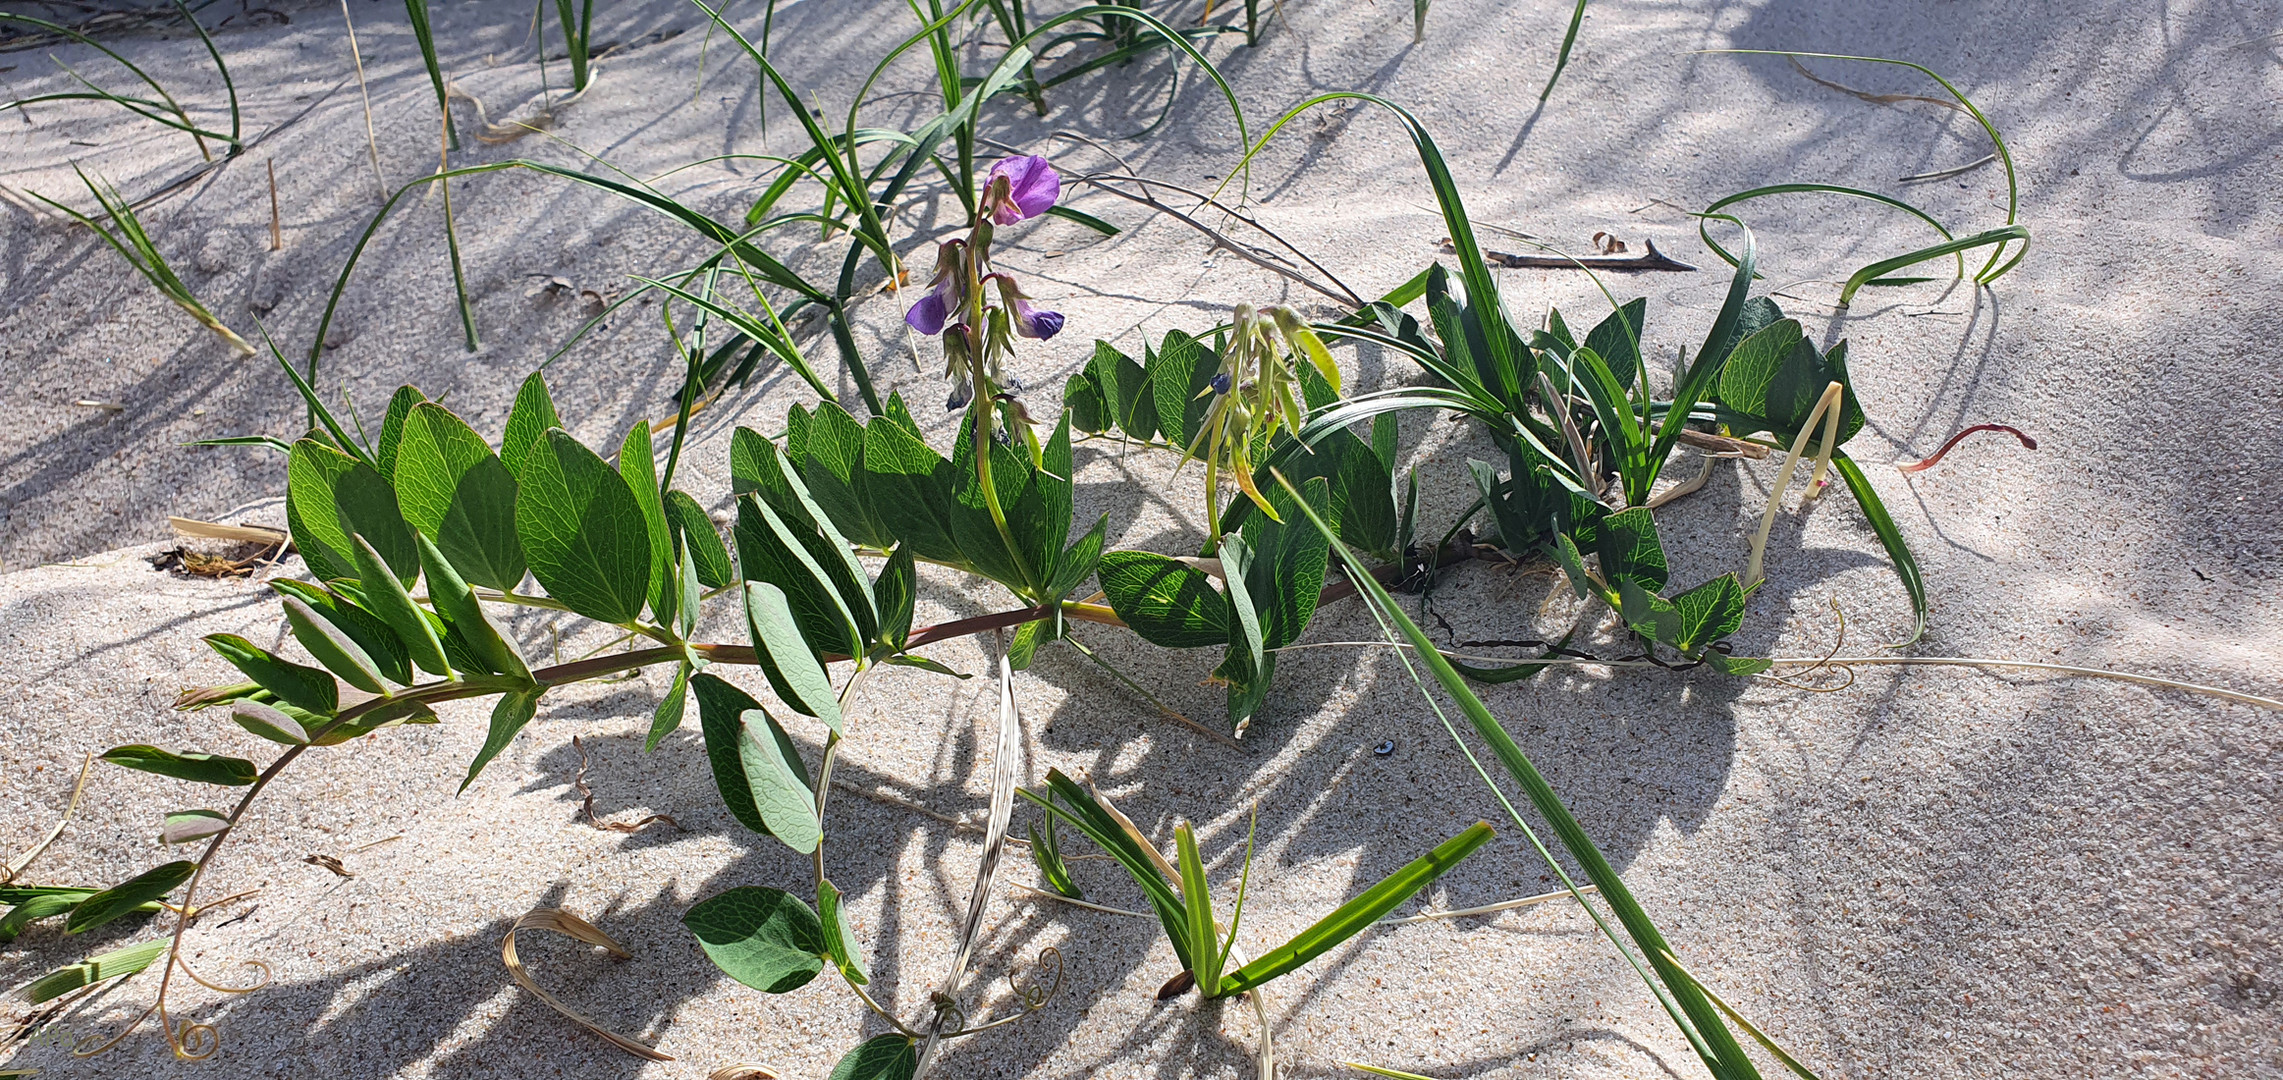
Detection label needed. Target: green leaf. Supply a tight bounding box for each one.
[799,401,893,549]
[644,662,691,753]
[1715,319,1862,446]
[101,745,257,786]
[159,809,230,845]
[334,459,420,586]
[1064,370,1107,433]
[416,533,528,681]
[947,415,1040,590]
[498,371,562,482]
[392,403,525,591]
[25,939,167,1003]
[1149,329,1219,447]
[1029,817,1082,899]
[1047,514,1109,600]
[1218,822,1493,995]
[280,596,385,693]
[683,886,826,994]
[1241,476,1335,651]
[1595,507,1668,594]
[204,633,337,714]
[461,687,543,792]
[619,420,678,627]
[861,416,963,566]
[828,1034,917,1080]
[691,673,768,835]
[271,580,412,685]
[350,534,450,677]
[872,545,917,651]
[665,490,734,589]
[285,437,360,582]
[743,582,845,732]
[739,705,821,853]
[1010,412,1076,590]
[1701,652,1775,677]
[516,429,653,625]
[1097,552,1229,649]
[0,892,91,943]
[1095,340,1158,441]
[1550,531,1595,600]
[817,878,869,985]
[230,701,310,745]
[375,385,426,478]
[1671,574,1748,654]
[734,493,860,659]
[1584,298,1648,392]
[66,861,194,933]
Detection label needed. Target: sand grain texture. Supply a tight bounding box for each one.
[1,1,2278,1077]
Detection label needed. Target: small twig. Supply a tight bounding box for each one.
[1445,237,1697,272]
[265,159,280,249]
[1897,423,2036,474]
[571,735,681,834]
[1788,55,1967,113]
[1382,884,1599,924]
[339,0,384,199]
[1898,153,1996,184]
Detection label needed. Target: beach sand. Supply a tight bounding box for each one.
[1,1,2278,1076]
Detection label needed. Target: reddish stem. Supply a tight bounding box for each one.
[1898,424,2037,474]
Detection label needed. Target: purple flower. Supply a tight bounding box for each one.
[1210,372,1232,395]
[988,274,1064,341]
[982,155,1060,225]
[905,240,968,336]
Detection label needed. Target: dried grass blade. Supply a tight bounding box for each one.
[913,629,1023,1076]
[168,517,288,545]
[5,752,93,883]
[501,909,672,1061]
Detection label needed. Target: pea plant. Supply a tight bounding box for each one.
[7,6,2078,1078]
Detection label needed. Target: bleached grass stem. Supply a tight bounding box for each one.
[1744,380,1843,587]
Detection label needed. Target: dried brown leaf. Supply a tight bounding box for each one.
[501,908,672,1062]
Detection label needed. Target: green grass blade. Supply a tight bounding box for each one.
[1540,0,1589,101]
[1707,50,2023,282]
[403,0,457,150]
[1226,94,1520,401]
[1658,949,1825,1080]
[1273,469,1764,1080]
[172,0,238,149]
[634,277,833,401]
[1701,182,1957,279]
[1217,822,1493,996]
[1837,225,2029,306]
[1020,773,1194,969]
[1831,452,1926,646]
[0,12,222,157]
[1175,823,1220,993]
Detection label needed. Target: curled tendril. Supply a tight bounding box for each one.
[1010,946,1063,1011]
[946,947,1066,1040]
[927,990,967,1036]
[165,1011,221,1061]
[1758,598,1857,693]
[73,1002,154,1058]
[175,952,272,994]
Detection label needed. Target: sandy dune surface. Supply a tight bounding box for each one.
[1,1,2278,1077]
